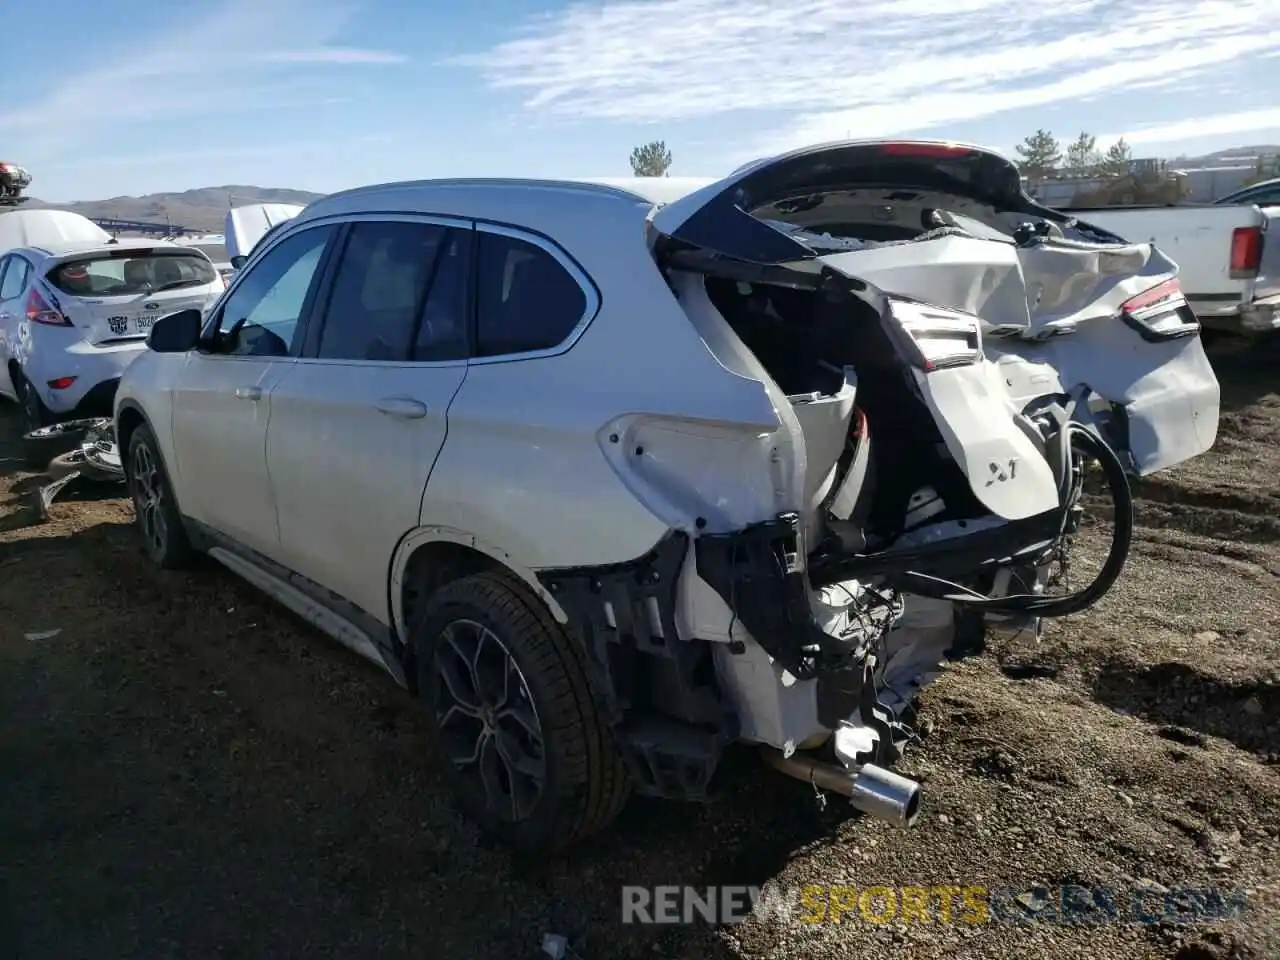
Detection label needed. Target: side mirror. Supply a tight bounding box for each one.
[146,309,203,353]
[230,255,247,269]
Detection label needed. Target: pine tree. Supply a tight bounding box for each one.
[630,141,673,177]
[1014,129,1062,179]
[1064,132,1099,175]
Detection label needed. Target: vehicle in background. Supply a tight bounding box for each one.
[225,202,306,268]
[0,212,225,430]
[173,234,234,282]
[0,160,32,206]
[1,208,113,250]
[1059,199,1280,334]
[1215,178,1280,208]
[115,140,1218,852]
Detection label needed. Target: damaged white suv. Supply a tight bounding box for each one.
[115,140,1220,851]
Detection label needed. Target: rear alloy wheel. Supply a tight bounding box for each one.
[125,425,192,569]
[413,571,630,852]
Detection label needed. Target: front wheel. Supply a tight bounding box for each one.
[412,571,630,852]
[125,424,193,569]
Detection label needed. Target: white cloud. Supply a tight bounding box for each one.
[1100,108,1280,146]
[451,0,1278,158]
[260,47,408,65]
[0,0,401,139]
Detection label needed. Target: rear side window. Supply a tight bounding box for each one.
[0,256,29,300]
[47,251,216,297]
[475,232,587,358]
[316,220,468,362]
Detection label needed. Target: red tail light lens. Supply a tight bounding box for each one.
[1229,226,1263,279]
[878,142,973,158]
[47,376,77,390]
[1119,278,1199,341]
[26,288,71,326]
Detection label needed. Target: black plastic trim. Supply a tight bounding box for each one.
[537,531,735,801]
[693,512,850,681]
[1119,303,1201,344]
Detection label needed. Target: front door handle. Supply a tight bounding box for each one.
[375,396,428,419]
[234,385,262,401]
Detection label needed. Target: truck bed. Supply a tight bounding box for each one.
[1062,201,1280,332]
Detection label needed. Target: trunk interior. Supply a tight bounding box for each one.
[702,275,984,551]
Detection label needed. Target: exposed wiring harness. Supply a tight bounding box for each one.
[898,420,1135,618]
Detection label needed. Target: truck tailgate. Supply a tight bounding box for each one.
[1250,206,1280,305]
[1062,203,1261,319]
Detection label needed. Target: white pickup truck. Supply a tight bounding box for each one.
[1062,195,1280,335]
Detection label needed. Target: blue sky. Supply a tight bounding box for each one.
[5,0,1278,202]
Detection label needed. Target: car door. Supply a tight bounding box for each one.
[169,222,339,556]
[0,254,31,400]
[265,216,471,621]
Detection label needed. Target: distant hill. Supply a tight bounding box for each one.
[1191,144,1280,160]
[24,186,326,234]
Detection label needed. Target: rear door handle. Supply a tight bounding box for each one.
[234,385,262,401]
[375,396,428,419]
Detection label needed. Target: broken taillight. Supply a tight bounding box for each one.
[1119,277,1199,341]
[1229,226,1263,280]
[26,288,71,326]
[888,299,982,371]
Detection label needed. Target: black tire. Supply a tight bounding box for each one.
[125,424,192,569]
[412,570,630,852]
[16,372,52,434]
[21,418,111,469]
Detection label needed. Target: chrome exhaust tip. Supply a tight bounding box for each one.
[761,748,922,828]
[847,762,921,828]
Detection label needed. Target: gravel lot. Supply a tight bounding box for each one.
[1,341,1277,960]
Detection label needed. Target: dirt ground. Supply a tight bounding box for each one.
[1,342,1277,960]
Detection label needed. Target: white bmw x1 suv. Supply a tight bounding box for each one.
[115,140,1220,851]
[0,227,224,431]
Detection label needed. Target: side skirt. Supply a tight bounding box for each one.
[187,519,407,687]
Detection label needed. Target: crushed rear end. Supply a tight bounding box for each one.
[592,140,1220,824]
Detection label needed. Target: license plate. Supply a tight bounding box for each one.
[135,315,158,333]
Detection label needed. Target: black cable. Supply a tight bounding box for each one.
[898,422,1134,618]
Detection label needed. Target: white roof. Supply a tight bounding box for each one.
[574,176,718,204]
[0,209,111,256]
